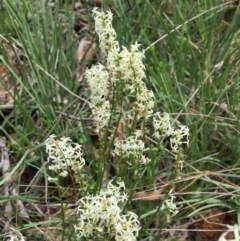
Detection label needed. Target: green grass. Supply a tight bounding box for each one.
[1,0,240,240]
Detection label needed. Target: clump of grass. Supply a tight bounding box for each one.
[1,1,240,241]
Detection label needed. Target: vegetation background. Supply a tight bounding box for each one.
[0,0,240,240]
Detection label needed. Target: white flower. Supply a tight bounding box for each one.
[153,113,189,154]
[47,176,58,182]
[92,8,119,52]
[135,86,154,119]
[104,180,128,203]
[85,64,109,102]
[170,125,189,153]
[107,46,121,80]
[75,219,95,239]
[218,224,240,241]
[75,180,140,240]
[91,9,156,127]
[115,212,141,241]
[113,135,150,165]
[160,190,179,222]
[45,135,85,178]
[85,63,112,132]
[5,234,25,241]
[91,101,111,132]
[153,112,174,139]
[118,44,145,84]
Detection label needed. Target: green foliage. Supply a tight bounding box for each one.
[1,0,240,240]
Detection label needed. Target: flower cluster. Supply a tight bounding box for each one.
[160,190,179,222]
[92,8,119,52]
[153,113,173,139]
[170,125,189,153]
[115,45,154,119]
[45,135,85,181]
[87,8,154,134]
[74,180,141,240]
[85,64,111,132]
[113,130,150,165]
[153,112,189,153]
